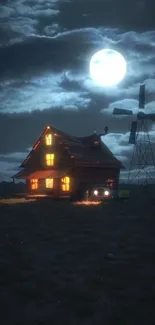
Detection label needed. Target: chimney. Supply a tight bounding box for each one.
[104,126,108,135]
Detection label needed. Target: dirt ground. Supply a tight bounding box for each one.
[0,194,155,325]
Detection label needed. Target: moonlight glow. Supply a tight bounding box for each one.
[89,49,127,87]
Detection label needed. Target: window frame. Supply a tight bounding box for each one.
[61,176,70,192]
[45,178,54,189]
[31,178,38,190]
[45,153,54,166]
[45,133,52,146]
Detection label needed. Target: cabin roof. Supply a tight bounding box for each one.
[20,124,124,169]
[62,135,124,168]
[12,169,69,179]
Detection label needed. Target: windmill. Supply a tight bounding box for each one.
[113,84,155,184]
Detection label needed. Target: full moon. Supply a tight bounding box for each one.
[89,49,127,87]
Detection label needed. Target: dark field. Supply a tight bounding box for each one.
[0,191,155,325]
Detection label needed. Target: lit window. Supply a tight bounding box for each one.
[45,153,54,166]
[45,178,54,188]
[61,176,70,191]
[45,134,52,146]
[31,179,38,190]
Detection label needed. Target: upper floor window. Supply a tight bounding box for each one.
[45,153,54,166]
[45,134,52,146]
[31,179,38,190]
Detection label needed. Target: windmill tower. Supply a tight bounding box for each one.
[113,84,155,185]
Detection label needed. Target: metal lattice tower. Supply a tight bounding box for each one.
[113,84,155,185]
[128,115,155,184]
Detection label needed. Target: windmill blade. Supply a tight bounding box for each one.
[146,113,155,122]
[139,84,145,109]
[129,121,137,144]
[137,112,155,121]
[113,108,133,115]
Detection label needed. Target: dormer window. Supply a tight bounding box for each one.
[45,134,52,146]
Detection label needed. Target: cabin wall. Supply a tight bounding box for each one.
[39,146,60,168]
[58,148,73,168]
[23,148,42,170]
[39,144,72,169]
[72,167,120,188]
[25,167,120,196]
[26,179,29,193]
[23,132,62,170]
[26,177,71,197]
[27,178,57,195]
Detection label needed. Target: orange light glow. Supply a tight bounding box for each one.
[0,198,36,205]
[33,141,40,150]
[47,126,50,129]
[61,176,70,191]
[45,178,54,188]
[74,201,101,205]
[45,134,52,145]
[27,194,47,198]
[31,179,38,190]
[45,153,54,166]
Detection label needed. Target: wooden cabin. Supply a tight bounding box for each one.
[12,125,124,198]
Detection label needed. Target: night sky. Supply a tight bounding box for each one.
[0,0,155,181]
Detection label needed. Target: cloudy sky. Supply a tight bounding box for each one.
[0,0,155,182]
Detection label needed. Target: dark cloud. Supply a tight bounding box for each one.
[1,0,154,47]
[1,28,155,114]
[0,37,73,78]
[58,0,155,31]
[0,0,63,45]
[1,28,155,79]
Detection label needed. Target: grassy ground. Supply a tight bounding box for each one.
[0,195,155,325]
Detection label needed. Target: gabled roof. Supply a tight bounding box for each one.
[63,138,124,168]
[20,124,124,169]
[20,124,74,167]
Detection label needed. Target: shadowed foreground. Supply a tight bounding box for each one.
[0,194,155,325]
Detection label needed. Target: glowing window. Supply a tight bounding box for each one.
[45,178,54,188]
[45,134,52,146]
[31,179,38,190]
[61,176,70,191]
[45,153,54,166]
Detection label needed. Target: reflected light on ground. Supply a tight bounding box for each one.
[0,198,36,205]
[73,200,102,205]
